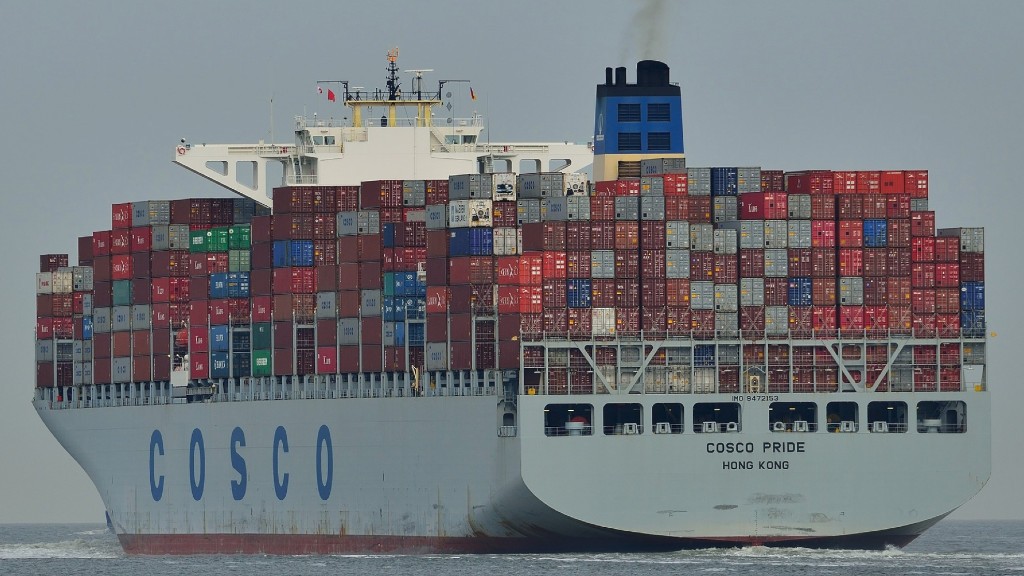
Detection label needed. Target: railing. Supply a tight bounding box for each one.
[544,425,593,437]
[520,328,987,343]
[497,425,518,437]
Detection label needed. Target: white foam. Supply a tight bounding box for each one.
[0,538,121,559]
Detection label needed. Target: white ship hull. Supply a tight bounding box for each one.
[35,390,990,553]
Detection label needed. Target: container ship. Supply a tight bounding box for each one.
[32,54,990,554]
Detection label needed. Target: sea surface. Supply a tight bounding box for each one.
[0,520,1021,575]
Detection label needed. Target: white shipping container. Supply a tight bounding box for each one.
[404,209,426,223]
[36,272,53,295]
[492,172,517,201]
[564,173,589,196]
[493,227,520,255]
[52,270,74,294]
[592,307,616,336]
[448,200,493,228]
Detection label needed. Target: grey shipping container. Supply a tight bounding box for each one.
[764,249,788,277]
[35,340,54,362]
[131,202,151,227]
[687,168,711,196]
[690,281,715,310]
[721,220,765,250]
[713,229,738,255]
[357,211,380,234]
[337,318,360,345]
[740,278,765,307]
[425,342,448,370]
[715,312,739,337]
[590,250,616,279]
[151,225,170,251]
[402,190,426,207]
[614,196,639,220]
[111,306,132,332]
[690,224,714,252]
[93,307,111,333]
[910,199,929,212]
[737,167,761,194]
[131,304,151,328]
[839,277,864,305]
[765,307,789,336]
[640,196,666,220]
[566,196,591,221]
[542,198,569,221]
[72,266,94,291]
[666,249,690,279]
[787,220,812,249]
[666,220,689,248]
[316,292,337,319]
[517,199,542,225]
[788,194,812,220]
[517,173,565,198]
[448,174,483,200]
[168,225,190,249]
[713,196,737,223]
[112,357,132,383]
[73,340,93,363]
[337,211,359,236]
[641,157,686,175]
[938,227,984,253]
[73,362,93,386]
[425,205,447,230]
[640,176,665,196]
[361,289,382,316]
[714,284,739,312]
[764,220,789,248]
[148,200,171,225]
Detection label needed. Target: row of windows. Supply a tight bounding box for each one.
[618,103,671,123]
[544,400,966,436]
[618,132,671,152]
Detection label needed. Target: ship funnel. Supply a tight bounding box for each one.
[637,60,670,87]
[615,67,627,86]
[605,67,614,86]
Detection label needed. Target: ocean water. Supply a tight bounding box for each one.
[0,520,1021,575]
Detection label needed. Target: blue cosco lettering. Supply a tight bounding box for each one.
[230,427,247,501]
[316,425,333,501]
[149,430,164,501]
[273,426,289,500]
[189,428,205,501]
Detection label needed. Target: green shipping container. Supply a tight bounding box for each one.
[189,230,208,253]
[382,272,396,296]
[252,349,272,376]
[228,225,252,250]
[252,323,272,349]
[112,280,132,306]
[228,249,251,272]
[206,227,230,252]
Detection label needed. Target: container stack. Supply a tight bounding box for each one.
[35,164,985,397]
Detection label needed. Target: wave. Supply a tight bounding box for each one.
[0,537,122,559]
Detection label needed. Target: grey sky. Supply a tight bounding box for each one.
[1,0,1021,523]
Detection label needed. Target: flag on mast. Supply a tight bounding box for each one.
[470,86,477,101]
[318,85,323,95]
[327,89,336,102]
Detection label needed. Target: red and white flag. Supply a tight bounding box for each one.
[327,89,336,102]
[317,85,323,95]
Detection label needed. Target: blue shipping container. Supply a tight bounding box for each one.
[566,279,592,308]
[408,323,425,346]
[694,344,716,367]
[210,325,230,352]
[381,223,396,248]
[863,219,888,248]
[290,240,315,267]
[226,272,250,298]
[210,351,230,378]
[209,273,229,299]
[711,167,738,196]
[960,282,985,311]
[395,322,406,347]
[404,297,425,319]
[448,227,493,257]
[82,316,93,340]
[787,277,813,307]
[272,240,291,267]
[961,310,986,338]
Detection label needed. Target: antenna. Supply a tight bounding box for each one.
[386,47,401,100]
[404,69,434,100]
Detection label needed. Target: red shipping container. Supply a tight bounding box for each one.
[111,203,132,229]
[911,263,936,288]
[864,305,889,333]
[663,172,688,195]
[273,348,293,376]
[935,262,959,287]
[886,195,911,219]
[566,251,592,278]
[497,286,520,313]
[862,195,888,219]
[839,306,865,333]
[911,212,936,237]
[937,314,960,338]
[856,171,881,193]
[190,327,209,352]
[812,306,837,334]
[904,170,929,198]
[543,308,569,333]
[786,170,834,195]
[666,306,691,335]
[566,222,593,251]
[666,278,690,307]
[863,248,888,277]
[838,220,863,248]
[714,254,738,284]
[594,180,639,196]
[615,250,640,279]
[425,286,448,313]
[688,196,711,222]
[542,279,567,309]
[935,237,960,263]
[498,340,521,369]
[887,248,912,276]
[885,306,910,334]
[740,249,765,278]
[811,220,835,248]
[911,289,936,314]
[590,197,616,221]
[448,342,472,370]
[132,277,152,304]
[316,346,337,374]
[191,298,212,327]
[879,171,905,194]
[913,315,937,339]
[691,309,715,338]
[641,221,666,246]
[519,286,543,313]
[111,332,131,357]
[184,352,207,378]
[810,194,836,219]
[887,218,911,247]
[109,230,131,255]
[837,195,863,219]
[833,171,857,194]
[590,279,616,307]
[936,288,960,314]
[519,253,543,285]
[132,331,151,355]
[887,277,912,307]
[787,248,812,277]
[36,318,53,340]
[690,251,715,281]
[110,254,132,280]
[740,306,765,334]
[664,196,688,221]
[615,308,640,334]
[494,256,520,285]
[52,317,73,339]
[761,169,785,192]
[92,231,112,257]
[130,227,152,253]
[765,277,788,305]
[130,252,151,279]
[812,278,836,305]
[424,180,448,206]
[838,249,863,277]
[151,303,170,328]
[641,281,667,308]
[863,277,888,305]
[960,252,984,282]
[615,280,640,308]
[207,253,229,274]
[568,308,593,337]
[613,222,639,250]
[641,307,667,333]
[542,251,567,279]
[911,237,935,262]
[739,192,788,220]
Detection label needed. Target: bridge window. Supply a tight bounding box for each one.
[618,132,642,151]
[769,402,817,432]
[324,136,336,145]
[618,103,641,122]
[544,404,593,436]
[604,403,643,435]
[868,401,908,433]
[647,132,671,151]
[693,402,740,433]
[652,403,683,434]
[917,401,966,433]
[313,136,324,145]
[647,103,670,122]
[826,401,859,432]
